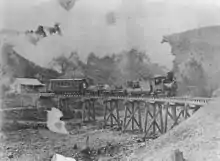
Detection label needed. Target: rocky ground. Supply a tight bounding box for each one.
[0,121,148,161]
[130,97,220,161]
[0,96,197,161]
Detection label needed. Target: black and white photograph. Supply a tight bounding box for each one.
[1,0,220,160]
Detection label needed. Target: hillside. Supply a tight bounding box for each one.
[49,48,166,86]
[130,97,220,161]
[162,26,220,97]
[2,43,59,79]
[0,41,60,95]
[0,34,166,94]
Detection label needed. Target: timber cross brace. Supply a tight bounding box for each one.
[144,102,164,136]
[81,98,96,122]
[144,102,202,137]
[52,96,204,138]
[123,100,143,132]
[57,97,96,122]
[163,102,200,132]
[103,99,121,128]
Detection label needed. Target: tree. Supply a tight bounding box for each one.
[50,51,81,76]
[50,54,71,74]
[177,57,209,97]
[85,53,117,84]
[117,48,152,81]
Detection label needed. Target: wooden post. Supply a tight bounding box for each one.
[132,101,134,130]
[88,100,91,121]
[144,102,149,133]
[110,101,113,127]
[104,100,108,126]
[123,102,128,132]
[103,99,121,128]
[65,98,68,112]
[138,101,143,132]
[171,104,177,123]
[165,103,187,130]
[116,100,120,126]
[159,103,164,134]
[82,100,85,122]
[81,99,93,122]
[170,103,178,128]
[57,96,61,109]
[152,103,156,134]
[184,103,190,119]
[164,102,168,133]
[144,102,164,137]
[123,100,143,132]
[92,99,96,121]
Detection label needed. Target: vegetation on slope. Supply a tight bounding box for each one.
[49,48,166,86]
[162,25,220,97]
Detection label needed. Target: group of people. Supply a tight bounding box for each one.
[25,23,62,38]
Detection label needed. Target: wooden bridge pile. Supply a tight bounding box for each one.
[56,96,211,137]
[0,94,212,137]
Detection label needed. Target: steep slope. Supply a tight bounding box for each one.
[162,26,220,97]
[131,97,220,161]
[0,42,60,95]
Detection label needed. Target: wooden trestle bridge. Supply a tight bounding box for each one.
[1,93,213,137]
[47,94,213,137]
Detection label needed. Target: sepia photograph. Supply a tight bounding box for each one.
[1,0,220,160]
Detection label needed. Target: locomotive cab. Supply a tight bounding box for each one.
[149,72,178,97]
[150,76,166,95]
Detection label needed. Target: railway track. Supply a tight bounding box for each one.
[0,93,214,112]
[40,93,213,105]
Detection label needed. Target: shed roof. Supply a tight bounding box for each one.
[15,78,44,86]
[50,78,85,81]
[153,75,166,79]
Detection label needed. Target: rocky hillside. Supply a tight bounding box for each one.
[130,97,220,161]
[162,26,220,97]
[0,42,60,95]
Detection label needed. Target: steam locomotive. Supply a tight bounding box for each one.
[150,72,178,97]
[42,72,178,97]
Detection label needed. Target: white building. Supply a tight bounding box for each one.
[10,78,45,94]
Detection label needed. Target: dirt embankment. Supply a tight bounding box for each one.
[130,97,220,161]
[162,26,220,97]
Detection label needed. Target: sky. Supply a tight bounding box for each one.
[1,0,220,69]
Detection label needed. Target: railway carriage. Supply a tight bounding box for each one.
[46,78,88,95]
